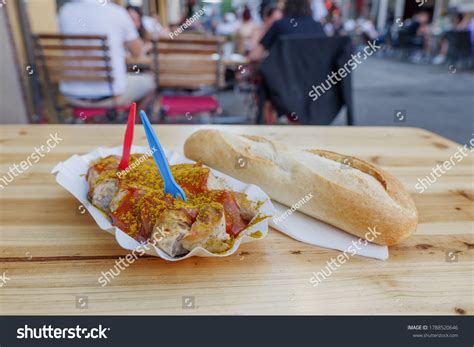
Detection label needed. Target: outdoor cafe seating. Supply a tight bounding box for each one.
[33,33,133,123]
[31,0,372,129]
[149,34,224,123]
[33,31,250,124]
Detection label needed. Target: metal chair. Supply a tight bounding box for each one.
[33,34,131,123]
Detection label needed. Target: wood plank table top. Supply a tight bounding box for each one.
[126,54,250,67]
[0,125,472,315]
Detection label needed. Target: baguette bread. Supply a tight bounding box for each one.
[183,129,418,246]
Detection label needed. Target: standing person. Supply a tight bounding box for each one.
[248,0,326,61]
[58,0,155,108]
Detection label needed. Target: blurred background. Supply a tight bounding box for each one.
[0,0,473,143]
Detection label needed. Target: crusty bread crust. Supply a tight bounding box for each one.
[184,129,418,246]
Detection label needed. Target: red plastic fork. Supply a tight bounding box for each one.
[118,102,136,170]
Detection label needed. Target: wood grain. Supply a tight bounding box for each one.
[0,125,472,315]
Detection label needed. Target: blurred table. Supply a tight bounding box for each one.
[221,53,250,67]
[126,54,250,69]
[1,125,472,315]
[126,54,251,87]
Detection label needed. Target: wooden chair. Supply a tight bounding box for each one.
[150,35,224,123]
[32,34,131,122]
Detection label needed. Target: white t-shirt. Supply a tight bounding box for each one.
[58,0,138,98]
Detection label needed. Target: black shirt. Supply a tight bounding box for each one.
[404,21,420,37]
[260,16,326,50]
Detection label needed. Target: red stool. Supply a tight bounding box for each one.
[160,95,220,119]
[72,105,132,121]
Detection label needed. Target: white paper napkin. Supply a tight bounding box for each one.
[269,201,389,260]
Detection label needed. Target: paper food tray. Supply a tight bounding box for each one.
[51,146,276,262]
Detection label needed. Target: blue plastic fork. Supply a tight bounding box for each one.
[140,110,187,201]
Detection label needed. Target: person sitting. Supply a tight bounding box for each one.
[400,11,431,62]
[216,12,240,36]
[432,11,468,65]
[248,0,326,62]
[359,16,379,43]
[58,0,155,109]
[178,0,205,32]
[127,6,152,42]
[142,12,171,40]
[249,1,283,50]
[403,11,431,42]
[468,15,474,51]
[324,11,347,37]
[236,5,258,55]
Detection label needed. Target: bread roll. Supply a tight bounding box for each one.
[184,129,418,246]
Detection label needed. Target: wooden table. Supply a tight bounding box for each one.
[126,54,250,88]
[126,54,250,68]
[0,125,472,315]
